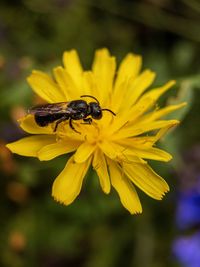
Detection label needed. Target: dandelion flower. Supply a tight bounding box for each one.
[6,49,185,214]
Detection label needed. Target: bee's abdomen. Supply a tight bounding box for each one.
[34,114,68,127]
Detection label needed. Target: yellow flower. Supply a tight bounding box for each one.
[6,49,185,214]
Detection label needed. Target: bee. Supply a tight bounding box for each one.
[29,95,116,133]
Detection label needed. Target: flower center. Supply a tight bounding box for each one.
[84,126,105,145]
[57,120,108,145]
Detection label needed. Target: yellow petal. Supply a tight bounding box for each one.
[123,163,169,200]
[27,70,65,103]
[63,50,83,76]
[19,115,53,134]
[116,138,172,161]
[152,125,177,144]
[112,119,179,140]
[117,125,175,147]
[108,80,176,136]
[142,102,187,122]
[107,159,142,214]
[99,140,145,164]
[114,53,142,90]
[128,126,177,146]
[110,80,129,112]
[108,78,171,137]
[63,50,83,89]
[117,136,159,149]
[82,71,97,97]
[125,147,172,162]
[92,149,110,194]
[124,70,156,105]
[38,139,81,161]
[98,140,127,162]
[92,48,116,105]
[52,156,91,205]
[127,80,176,123]
[53,66,81,100]
[6,135,55,157]
[112,70,155,113]
[121,126,177,148]
[74,142,95,163]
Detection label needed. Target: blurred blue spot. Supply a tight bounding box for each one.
[173,232,200,267]
[176,190,200,230]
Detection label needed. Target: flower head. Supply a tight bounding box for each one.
[6,49,185,214]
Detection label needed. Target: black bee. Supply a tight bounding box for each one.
[29,95,116,133]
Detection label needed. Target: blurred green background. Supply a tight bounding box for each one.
[0,0,200,266]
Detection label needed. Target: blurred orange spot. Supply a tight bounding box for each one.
[6,181,29,204]
[9,231,26,252]
[10,106,27,121]
[0,141,16,174]
[0,55,5,69]
[18,56,33,70]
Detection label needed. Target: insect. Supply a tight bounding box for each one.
[29,95,116,133]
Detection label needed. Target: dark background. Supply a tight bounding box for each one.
[0,0,200,266]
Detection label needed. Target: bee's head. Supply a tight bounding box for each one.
[80,95,116,120]
[89,102,102,120]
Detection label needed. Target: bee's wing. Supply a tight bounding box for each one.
[28,102,70,116]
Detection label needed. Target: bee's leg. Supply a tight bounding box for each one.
[69,118,81,134]
[81,118,92,124]
[54,116,68,132]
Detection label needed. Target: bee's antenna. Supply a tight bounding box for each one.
[80,95,99,104]
[101,109,116,116]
